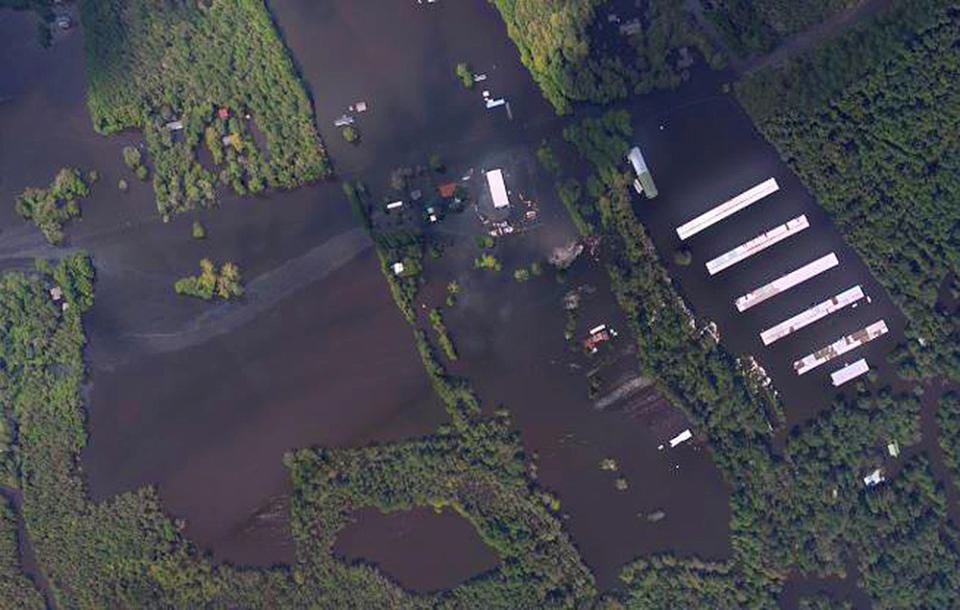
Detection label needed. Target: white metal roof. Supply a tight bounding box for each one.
[736,253,839,312]
[677,178,779,241]
[486,169,509,209]
[830,358,870,386]
[669,429,693,448]
[706,215,809,276]
[760,286,865,346]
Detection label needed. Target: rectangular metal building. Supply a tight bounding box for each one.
[676,178,779,241]
[486,169,510,209]
[627,147,658,199]
[794,320,888,375]
[760,285,865,346]
[736,253,839,312]
[830,358,870,387]
[706,215,809,276]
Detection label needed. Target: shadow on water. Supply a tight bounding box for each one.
[333,507,500,593]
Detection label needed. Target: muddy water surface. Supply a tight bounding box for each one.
[333,507,500,593]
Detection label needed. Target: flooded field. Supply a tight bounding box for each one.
[0,8,445,565]
[333,507,500,593]
[3,0,955,602]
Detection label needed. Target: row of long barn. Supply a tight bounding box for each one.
[675,177,887,387]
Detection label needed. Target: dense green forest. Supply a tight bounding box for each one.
[0,496,44,609]
[703,0,856,56]
[558,109,960,607]
[489,0,721,114]
[79,0,330,218]
[938,391,960,490]
[736,0,960,381]
[15,167,91,244]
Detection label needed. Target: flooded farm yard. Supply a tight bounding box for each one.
[1,0,943,602]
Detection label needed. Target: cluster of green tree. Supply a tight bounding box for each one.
[489,0,721,114]
[15,167,90,244]
[455,62,473,88]
[736,0,960,380]
[703,0,855,57]
[474,253,502,272]
[937,391,960,490]
[174,259,243,300]
[427,308,458,361]
[120,145,148,180]
[561,109,960,606]
[537,142,593,236]
[0,496,44,609]
[286,422,595,608]
[79,0,330,218]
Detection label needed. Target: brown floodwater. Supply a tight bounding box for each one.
[3,0,956,600]
[333,507,500,593]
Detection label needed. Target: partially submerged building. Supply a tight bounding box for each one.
[669,429,693,448]
[794,321,888,375]
[677,178,779,241]
[584,324,617,353]
[736,253,839,312]
[830,358,870,387]
[627,147,658,199]
[706,215,809,276]
[485,169,510,209]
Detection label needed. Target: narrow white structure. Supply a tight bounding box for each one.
[736,253,839,312]
[676,178,779,241]
[486,169,509,209]
[706,215,809,276]
[887,440,901,457]
[627,147,658,199]
[830,358,870,387]
[794,321,888,375]
[386,200,404,211]
[760,286,865,346]
[668,429,693,448]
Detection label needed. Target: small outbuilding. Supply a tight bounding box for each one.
[392,262,405,275]
[863,468,885,487]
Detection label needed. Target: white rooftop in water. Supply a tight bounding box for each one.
[736,253,839,312]
[392,262,405,275]
[830,358,870,387]
[486,169,509,209]
[794,321,888,375]
[677,178,779,241]
[386,200,404,210]
[887,440,901,457]
[760,286,865,346]
[588,324,607,335]
[669,429,693,448]
[706,215,809,276]
[863,468,885,487]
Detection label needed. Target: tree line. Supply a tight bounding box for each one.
[736,0,960,381]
